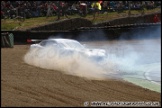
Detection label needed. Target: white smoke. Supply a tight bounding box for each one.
[24,26,160,80]
[101,26,161,79]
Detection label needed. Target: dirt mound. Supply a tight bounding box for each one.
[28,18,92,31]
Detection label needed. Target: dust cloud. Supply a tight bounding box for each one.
[24,45,109,80]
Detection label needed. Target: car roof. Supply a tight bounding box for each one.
[39,38,85,49]
[47,38,80,44]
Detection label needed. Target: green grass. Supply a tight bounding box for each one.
[1,8,160,31]
[124,77,161,93]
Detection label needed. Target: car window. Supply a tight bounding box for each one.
[57,42,84,49]
[67,42,84,49]
[39,40,84,49]
[39,41,47,46]
[56,42,67,48]
[40,40,56,46]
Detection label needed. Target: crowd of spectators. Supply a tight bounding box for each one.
[1,1,161,19]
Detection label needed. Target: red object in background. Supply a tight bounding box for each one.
[60,1,65,7]
[153,15,160,23]
[1,11,4,15]
[52,5,58,10]
[80,3,86,11]
[99,0,103,4]
[27,39,32,43]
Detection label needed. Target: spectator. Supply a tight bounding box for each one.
[71,2,78,15]
[102,1,108,13]
[79,1,87,17]
[153,14,160,23]
[116,1,124,13]
[91,1,102,19]
[1,11,4,19]
[109,1,115,11]
[56,1,69,20]
[46,1,53,18]
[1,1,161,20]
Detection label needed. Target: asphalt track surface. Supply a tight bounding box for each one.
[1,38,161,107]
[83,38,161,91]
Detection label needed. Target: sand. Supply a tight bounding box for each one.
[1,44,161,107]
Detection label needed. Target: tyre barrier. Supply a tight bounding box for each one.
[1,32,14,48]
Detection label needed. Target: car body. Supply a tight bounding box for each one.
[30,38,106,62]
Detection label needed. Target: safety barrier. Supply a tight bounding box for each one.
[1,32,14,48]
[76,22,161,31]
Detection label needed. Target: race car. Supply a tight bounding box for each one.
[30,38,106,62]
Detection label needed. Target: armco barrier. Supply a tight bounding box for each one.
[2,24,160,45]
